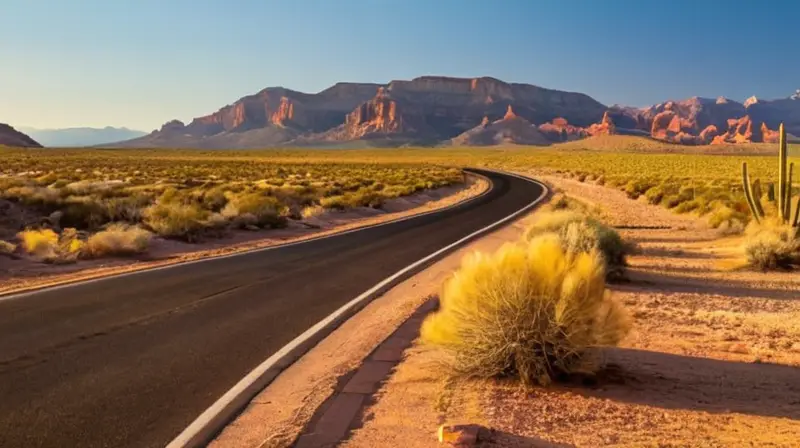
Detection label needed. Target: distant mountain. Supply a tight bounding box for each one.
[604,95,800,145]
[106,76,800,149]
[0,124,41,147]
[109,76,607,149]
[18,126,147,147]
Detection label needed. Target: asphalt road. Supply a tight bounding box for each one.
[0,169,544,448]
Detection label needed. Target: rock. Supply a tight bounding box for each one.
[650,111,678,139]
[539,117,589,141]
[699,124,719,144]
[710,116,767,144]
[503,105,517,120]
[438,424,482,447]
[585,111,617,136]
[451,110,551,146]
[744,95,759,107]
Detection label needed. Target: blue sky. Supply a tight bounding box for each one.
[2,0,798,130]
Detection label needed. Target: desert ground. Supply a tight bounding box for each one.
[3,137,799,447]
[341,173,800,448]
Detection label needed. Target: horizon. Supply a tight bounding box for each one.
[3,0,799,130]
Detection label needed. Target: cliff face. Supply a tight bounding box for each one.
[606,96,800,144]
[112,76,607,148]
[118,83,381,148]
[0,124,42,147]
[325,76,607,143]
[108,77,800,149]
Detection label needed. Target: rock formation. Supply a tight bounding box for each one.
[111,76,606,148]
[450,106,551,146]
[539,117,589,141]
[106,76,800,148]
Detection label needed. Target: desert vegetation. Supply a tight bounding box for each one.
[421,210,632,385]
[0,147,463,262]
[3,135,798,265]
[740,124,800,269]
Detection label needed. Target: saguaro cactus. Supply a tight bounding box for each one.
[741,122,799,226]
[742,162,762,223]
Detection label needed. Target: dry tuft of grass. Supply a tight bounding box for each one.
[17,228,84,264]
[83,223,153,258]
[421,233,631,386]
[142,202,210,242]
[742,220,800,270]
[523,210,630,270]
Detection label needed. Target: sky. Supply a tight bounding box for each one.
[2,0,799,131]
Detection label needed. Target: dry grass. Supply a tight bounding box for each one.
[17,228,84,264]
[742,219,800,270]
[420,233,631,386]
[0,148,463,244]
[83,224,152,258]
[523,210,629,270]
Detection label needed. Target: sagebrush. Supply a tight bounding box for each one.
[421,233,631,385]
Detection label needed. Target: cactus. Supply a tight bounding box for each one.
[752,179,765,217]
[741,122,799,227]
[786,162,795,220]
[742,163,762,223]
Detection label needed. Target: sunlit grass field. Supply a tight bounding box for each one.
[2,135,799,245]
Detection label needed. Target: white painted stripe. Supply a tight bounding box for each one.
[1,172,493,302]
[166,170,548,448]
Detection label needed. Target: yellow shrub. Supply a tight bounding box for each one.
[84,223,152,258]
[18,228,83,263]
[19,228,59,257]
[421,233,631,385]
[743,219,800,270]
[524,211,629,269]
[143,202,209,241]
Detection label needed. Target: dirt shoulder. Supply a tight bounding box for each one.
[0,177,488,296]
[341,174,800,448]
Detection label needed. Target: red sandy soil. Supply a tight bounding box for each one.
[341,174,800,448]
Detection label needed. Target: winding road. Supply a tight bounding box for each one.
[0,169,544,448]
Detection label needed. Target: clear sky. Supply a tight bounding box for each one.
[2,0,798,131]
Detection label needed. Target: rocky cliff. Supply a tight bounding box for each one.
[0,124,42,147]
[111,76,607,148]
[605,95,800,145]
[108,77,800,148]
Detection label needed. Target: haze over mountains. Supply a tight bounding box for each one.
[4,76,800,149]
[17,127,147,147]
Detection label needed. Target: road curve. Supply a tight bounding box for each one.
[0,169,544,448]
